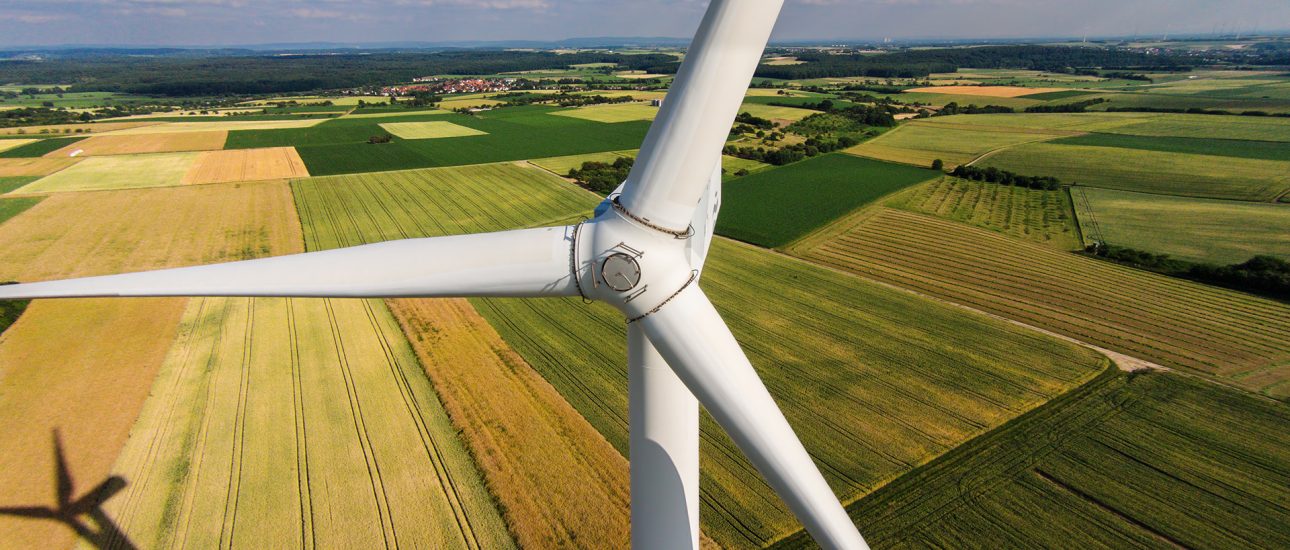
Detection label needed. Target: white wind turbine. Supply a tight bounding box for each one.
[0,1,868,548]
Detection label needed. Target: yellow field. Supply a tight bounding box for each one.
[0,298,188,550]
[0,179,303,549]
[100,297,513,549]
[0,121,162,136]
[0,139,38,153]
[905,85,1067,97]
[737,102,816,122]
[388,298,634,548]
[14,152,200,193]
[0,157,79,178]
[102,119,325,135]
[0,180,302,281]
[551,103,659,123]
[342,109,450,119]
[43,131,228,157]
[181,147,310,185]
[378,121,488,139]
[844,121,1070,167]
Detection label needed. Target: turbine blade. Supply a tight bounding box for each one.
[637,285,868,550]
[617,0,783,232]
[0,227,578,300]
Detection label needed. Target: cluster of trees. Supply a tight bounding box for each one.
[0,51,678,97]
[554,94,635,108]
[935,102,1014,116]
[367,134,393,144]
[754,46,1189,80]
[1024,98,1107,113]
[724,135,859,166]
[568,156,633,195]
[1085,245,1290,301]
[0,105,152,128]
[949,165,1061,190]
[735,111,775,129]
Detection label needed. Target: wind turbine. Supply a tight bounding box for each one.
[0,1,868,548]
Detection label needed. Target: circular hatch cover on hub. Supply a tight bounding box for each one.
[600,253,642,292]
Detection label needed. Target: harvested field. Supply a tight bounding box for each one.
[42,131,227,157]
[378,121,488,139]
[0,298,188,550]
[14,152,200,193]
[980,142,1290,201]
[0,180,302,282]
[292,163,589,250]
[342,109,449,119]
[844,122,1071,167]
[891,176,1081,250]
[1075,187,1290,264]
[529,150,635,176]
[388,298,634,548]
[797,207,1290,397]
[774,370,1290,548]
[102,119,325,135]
[0,139,38,153]
[904,85,1068,97]
[474,238,1107,548]
[550,103,659,123]
[0,157,79,178]
[0,121,161,136]
[181,147,310,185]
[100,297,513,549]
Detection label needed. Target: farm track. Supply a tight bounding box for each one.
[799,208,1290,397]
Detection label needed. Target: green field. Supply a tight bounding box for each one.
[379,121,488,139]
[896,92,1042,109]
[737,102,817,122]
[721,154,772,178]
[912,112,1154,132]
[1075,187,1290,264]
[291,162,589,249]
[797,208,1290,397]
[550,103,658,123]
[285,155,1105,548]
[844,122,1071,167]
[529,150,636,176]
[0,176,37,194]
[892,177,1082,250]
[227,107,651,176]
[1097,112,1290,141]
[474,238,1106,548]
[0,196,42,226]
[14,152,200,194]
[0,137,87,158]
[980,143,1290,202]
[1053,132,1290,161]
[1016,89,1099,101]
[716,154,938,248]
[773,370,1290,549]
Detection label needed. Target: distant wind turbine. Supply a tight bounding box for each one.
[0,1,867,548]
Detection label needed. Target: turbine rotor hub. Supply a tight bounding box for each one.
[575,205,697,321]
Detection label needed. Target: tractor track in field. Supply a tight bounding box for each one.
[176,299,237,550]
[323,299,395,550]
[361,299,483,549]
[286,299,316,550]
[219,298,255,548]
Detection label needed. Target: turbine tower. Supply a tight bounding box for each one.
[0,1,868,548]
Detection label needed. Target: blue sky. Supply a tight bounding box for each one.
[1,0,1286,47]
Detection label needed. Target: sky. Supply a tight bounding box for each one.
[0,0,1287,48]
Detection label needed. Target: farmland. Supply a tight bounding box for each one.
[797,208,1290,397]
[0,137,87,158]
[0,177,36,194]
[1097,113,1290,141]
[736,102,817,122]
[529,150,635,176]
[717,154,937,248]
[227,107,652,176]
[474,237,1107,548]
[378,121,488,139]
[100,297,512,549]
[181,147,310,185]
[12,152,201,194]
[890,177,1081,250]
[903,85,1068,97]
[773,370,1290,549]
[102,119,326,135]
[42,131,227,157]
[0,121,162,137]
[387,298,635,548]
[1052,132,1290,161]
[843,122,1072,167]
[0,139,38,154]
[0,196,42,225]
[0,157,79,177]
[1074,187,1290,264]
[980,142,1290,201]
[0,180,301,281]
[551,103,659,123]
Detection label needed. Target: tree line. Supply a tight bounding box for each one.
[949,164,1062,190]
[754,46,1189,80]
[1085,245,1290,301]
